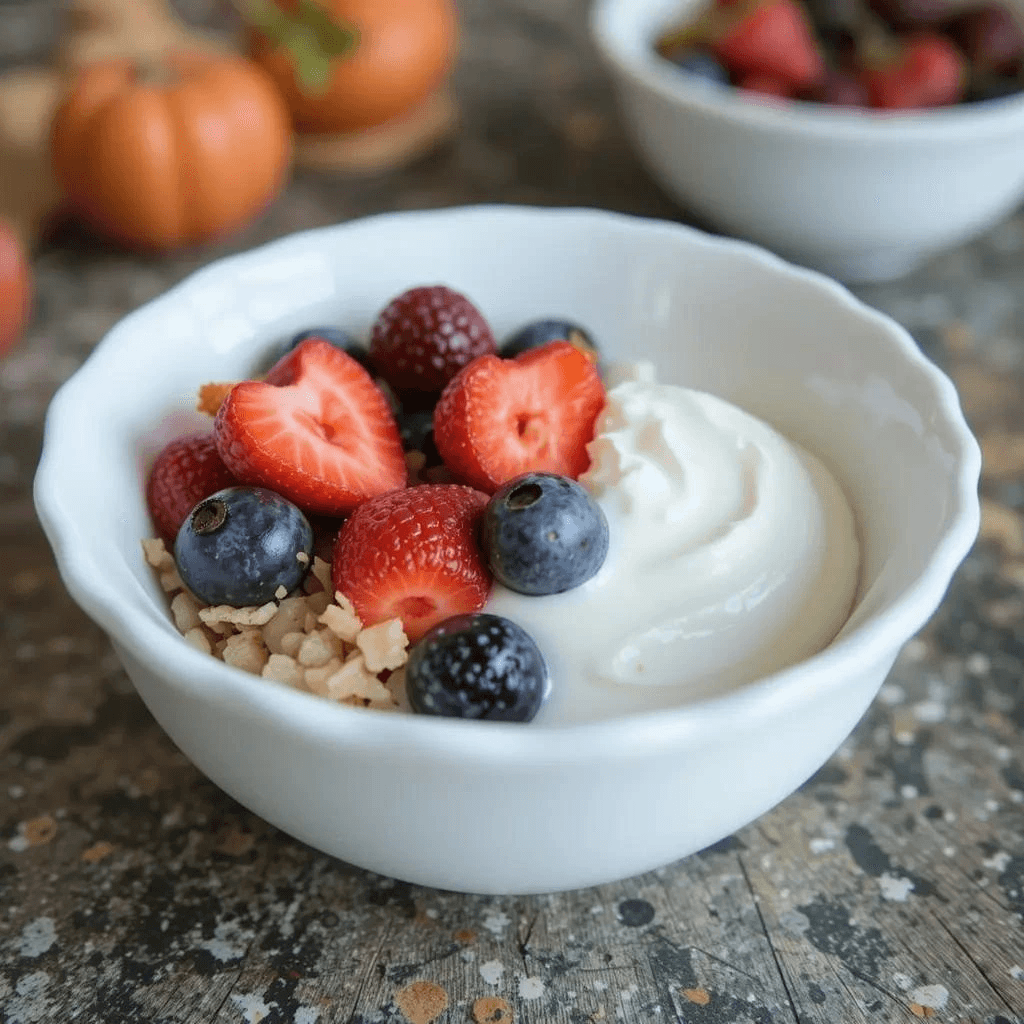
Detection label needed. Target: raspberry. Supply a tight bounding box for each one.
[369,285,497,397]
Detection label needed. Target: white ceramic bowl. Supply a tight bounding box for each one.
[35,206,979,894]
[590,0,1024,283]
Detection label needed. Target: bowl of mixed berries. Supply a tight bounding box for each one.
[143,282,608,725]
[591,0,1024,282]
[35,207,979,893]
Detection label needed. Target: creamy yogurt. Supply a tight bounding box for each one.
[486,364,860,725]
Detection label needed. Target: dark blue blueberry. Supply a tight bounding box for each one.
[666,49,730,86]
[405,613,548,722]
[174,487,313,607]
[258,326,375,376]
[966,75,1023,103]
[481,473,609,596]
[396,408,442,466]
[290,327,376,374]
[500,318,598,360]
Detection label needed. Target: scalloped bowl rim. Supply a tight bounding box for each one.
[34,206,981,764]
[590,0,1024,142]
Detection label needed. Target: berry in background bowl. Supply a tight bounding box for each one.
[35,206,979,893]
[591,0,1024,283]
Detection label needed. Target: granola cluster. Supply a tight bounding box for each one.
[142,538,409,711]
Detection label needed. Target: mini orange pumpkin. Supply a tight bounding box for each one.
[246,0,458,134]
[50,53,292,251]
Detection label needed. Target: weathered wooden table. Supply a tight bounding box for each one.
[2,2,1023,1022]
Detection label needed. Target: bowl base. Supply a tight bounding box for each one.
[784,245,933,285]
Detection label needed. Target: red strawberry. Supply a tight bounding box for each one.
[214,339,406,517]
[369,285,498,397]
[433,340,605,495]
[332,484,492,643]
[860,31,964,108]
[145,432,236,545]
[713,0,825,89]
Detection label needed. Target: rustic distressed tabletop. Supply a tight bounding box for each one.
[2,2,1023,1022]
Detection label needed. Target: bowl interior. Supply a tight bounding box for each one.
[37,207,979,726]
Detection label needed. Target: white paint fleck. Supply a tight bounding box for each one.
[879,874,915,902]
[483,911,511,936]
[943,810,957,823]
[425,908,439,919]
[7,824,32,853]
[965,652,990,675]
[995,746,1012,762]
[6,970,54,1024]
[519,976,545,999]
[909,985,949,1010]
[230,993,274,1023]
[8,785,25,799]
[1010,965,1023,980]
[985,799,1000,813]
[914,700,946,723]
[902,639,928,662]
[892,972,913,991]
[294,1008,320,1024]
[620,984,638,1001]
[594,979,609,992]
[460,949,476,963]
[943,846,956,857]
[1011,790,1024,804]
[901,785,919,800]
[895,731,916,746]
[984,851,1012,872]
[879,683,905,705]
[196,920,252,962]
[18,918,56,958]
[809,838,835,854]
[479,960,504,985]
[590,905,604,914]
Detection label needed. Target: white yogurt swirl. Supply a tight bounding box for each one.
[486,367,860,725]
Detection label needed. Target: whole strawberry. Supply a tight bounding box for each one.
[860,30,965,108]
[712,0,825,90]
[369,285,497,397]
[332,484,493,643]
[146,432,237,545]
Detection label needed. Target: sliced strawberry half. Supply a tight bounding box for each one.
[145,431,237,545]
[432,340,606,494]
[332,484,492,643]
[214,339,406,516]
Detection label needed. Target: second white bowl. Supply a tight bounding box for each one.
[591,0,1024,283]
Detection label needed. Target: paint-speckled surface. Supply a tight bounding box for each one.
[2,1,1024,1021]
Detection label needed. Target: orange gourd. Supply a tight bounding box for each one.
[50,53,292,251]
[247,0,458,134]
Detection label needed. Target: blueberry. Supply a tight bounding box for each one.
[174,487,313,607]
[500,318,598,360]
[481,473,609,596]
[292,327,376,373]
[396,407,442,465]
[258,326,375,376]
[666,49,730,85]
[405,613,548,722]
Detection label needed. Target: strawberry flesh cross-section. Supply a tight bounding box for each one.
[432,340,606,494]
[214,339,407,517]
